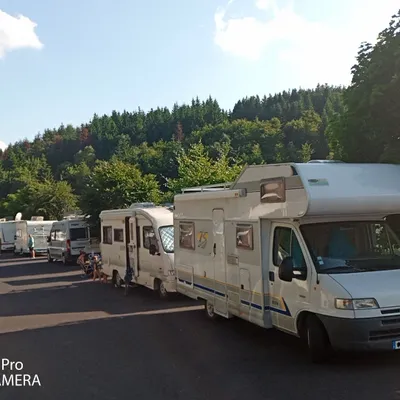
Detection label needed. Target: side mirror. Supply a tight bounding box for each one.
[14,235,17,240]
[47,236,51,243]
[278,257,294,282]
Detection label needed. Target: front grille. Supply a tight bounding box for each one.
[369,327,400,341]
[381,308,400,315]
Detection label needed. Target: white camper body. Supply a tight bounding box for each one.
[174,163,400,361]
[100,205,175,298]
[0,221,17,251]
[15,219,56,255]
[47,218,90,264]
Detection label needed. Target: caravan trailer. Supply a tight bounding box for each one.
[0,220,17,252]
[15,218,57,255]
[100,204,175,298]
[173,162,400,362]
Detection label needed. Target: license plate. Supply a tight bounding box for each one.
[392,340,400,350]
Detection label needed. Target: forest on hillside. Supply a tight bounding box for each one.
[0,10,399,228]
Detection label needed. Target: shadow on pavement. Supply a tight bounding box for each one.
[0,308,399,400]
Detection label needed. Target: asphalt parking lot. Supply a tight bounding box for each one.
[0,254,399,400]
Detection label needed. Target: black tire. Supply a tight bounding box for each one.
[158,280,169,300]
[113,271,123,288]
[62,254,68,265]
[306,314,331,363]
[204,299,219,320]
[47,252,52,263]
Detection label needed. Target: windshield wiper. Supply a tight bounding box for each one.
[320,265,365,273]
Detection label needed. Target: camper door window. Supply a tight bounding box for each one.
[179,222,195,250]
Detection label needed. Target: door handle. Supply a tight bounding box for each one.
[269,271,275,282]
[213,243,216,255]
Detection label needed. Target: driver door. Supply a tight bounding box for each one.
[269,223,311,333]
[129,217,139,277]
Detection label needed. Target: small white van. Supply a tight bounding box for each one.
[47,217,90,264]
[14,219,56,256]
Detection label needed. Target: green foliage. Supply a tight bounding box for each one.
[328,10,400,162]
[80,159,161,224]
[166,142,243,197]
[1,179,77,220]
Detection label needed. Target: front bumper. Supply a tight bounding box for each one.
[319,314,400,351]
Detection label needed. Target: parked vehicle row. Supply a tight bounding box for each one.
[97,162,400,363]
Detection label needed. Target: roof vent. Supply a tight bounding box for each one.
[129,202,155,209]
[307,160,345,163]
[31,216,44,221]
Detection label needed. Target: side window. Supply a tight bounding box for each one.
[273,227,306,271]
[103,226,113,244]
[16,229,22,238]
[114,229,124,242]
[179,222,195,250]
[143,226,155,249]
[236,224,253,250]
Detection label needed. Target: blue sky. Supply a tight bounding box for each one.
[0,0,398,148]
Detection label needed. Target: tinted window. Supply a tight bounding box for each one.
[70,228,88,241]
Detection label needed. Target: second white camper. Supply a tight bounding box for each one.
[100,204,175,298]
[15,219,56,255]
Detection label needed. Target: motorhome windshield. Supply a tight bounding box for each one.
[300,221,400,274]
[159,225,174,253]
[70,227,89,241]
[32,226,51,237]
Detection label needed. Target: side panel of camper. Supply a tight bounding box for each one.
[0,222,17,251]
[174,196,268,327]
[14,221,27,254]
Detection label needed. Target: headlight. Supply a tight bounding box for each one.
[335,298,379,310]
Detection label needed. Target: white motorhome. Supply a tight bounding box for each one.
[100,204,175,298]
[15,218,56,255]
[0,220,17,251]
[47,217,90,264]
[173,162,400,362]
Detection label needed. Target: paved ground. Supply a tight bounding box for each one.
[0,255,399,400]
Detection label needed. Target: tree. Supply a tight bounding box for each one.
[2,180,77,220]
[80,159,161,224]
[166,142,243,199]
[328,10,400,162]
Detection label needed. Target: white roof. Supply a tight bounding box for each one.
[232,163,400,218]
[176,163,400,219]
[100,206,173,228]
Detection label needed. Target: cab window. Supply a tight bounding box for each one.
[273,227,306,272]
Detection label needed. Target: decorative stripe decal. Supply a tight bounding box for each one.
[178,278,291,316]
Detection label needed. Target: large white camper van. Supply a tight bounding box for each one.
[0,220,17,251]
[100,204,175,298]
[15,218,56,255]
[174,162,400,362]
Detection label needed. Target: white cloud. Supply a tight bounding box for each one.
[0,141,7,151]
[214,0,399,86]
[0,9,43,59]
